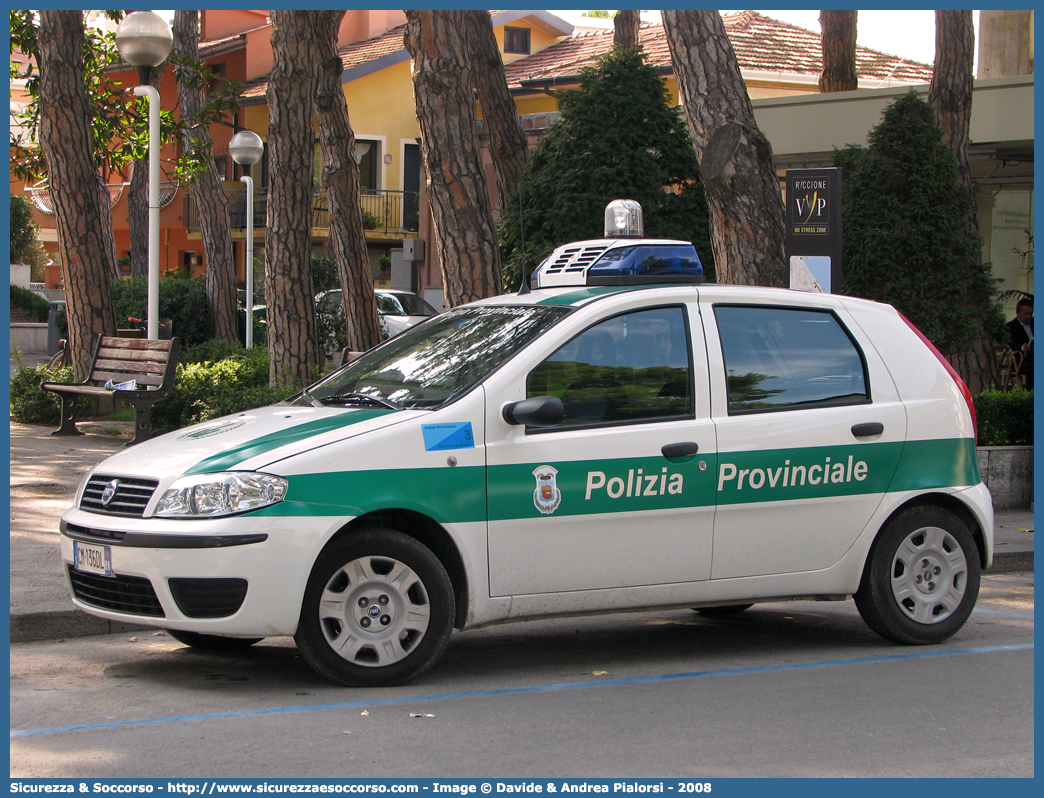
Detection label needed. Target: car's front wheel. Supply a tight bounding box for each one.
[855,505,980,644]
[294,528,455,686]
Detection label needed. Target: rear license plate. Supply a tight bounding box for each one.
[73,541,112,577]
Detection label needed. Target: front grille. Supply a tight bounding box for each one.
[544,244,609,275]
[168,578,248,618]
[68,567,165,617]
[81,475,158,517]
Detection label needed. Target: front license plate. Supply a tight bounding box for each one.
[73,541,112,577]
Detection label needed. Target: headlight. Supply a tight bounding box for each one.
[154,472,288,518]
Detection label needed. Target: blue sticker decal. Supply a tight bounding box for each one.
[422,422,475,451]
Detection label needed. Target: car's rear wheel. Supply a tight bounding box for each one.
[695,604,753,616]
[855,505,980,644]
[294,528,454,687]
[165,630,264,650]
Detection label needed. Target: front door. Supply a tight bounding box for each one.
[484,302,718,597]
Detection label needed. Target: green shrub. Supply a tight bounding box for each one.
[10,284,50,322]
[10,194,39,264]
[974,390,1033,446]
[10,361,88,425]
[311,255,339,294]
[111,277,213,346]
[9,344,298,433]
[151,346,299,434]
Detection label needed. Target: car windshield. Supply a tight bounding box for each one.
[300,305,569,410]
[378,293,437,317]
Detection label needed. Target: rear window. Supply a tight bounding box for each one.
[714,305,869,414]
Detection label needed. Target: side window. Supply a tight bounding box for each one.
[527,306,692,428]
[714,305,869,414]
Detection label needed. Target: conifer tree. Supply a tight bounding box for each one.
[499,47,712,288]
[836,92,1002,357]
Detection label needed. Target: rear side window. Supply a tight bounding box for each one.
[528,306,693,428]
[714,305,869,414]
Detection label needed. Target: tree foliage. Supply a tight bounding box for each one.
[835,92,1002,356]
[499,47,712,289]
[9,194,40,263]
[10,10,242,186]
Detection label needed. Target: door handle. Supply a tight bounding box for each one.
[662,442,699,459]
[851,422,884,438]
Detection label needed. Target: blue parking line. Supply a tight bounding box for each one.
[974,607,1034,619]
[11,642,1033,739]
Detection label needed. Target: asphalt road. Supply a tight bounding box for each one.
[10,571,1034,779]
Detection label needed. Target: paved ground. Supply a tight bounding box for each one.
[8,420,1035,644]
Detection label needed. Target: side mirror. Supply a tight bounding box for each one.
[502,395,564,428]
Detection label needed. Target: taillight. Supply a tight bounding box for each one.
[898,312,977,436]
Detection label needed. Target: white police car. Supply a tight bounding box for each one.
[61,201,993,687]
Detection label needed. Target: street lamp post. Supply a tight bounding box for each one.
[115,11,173,340]
[229,130,265,349]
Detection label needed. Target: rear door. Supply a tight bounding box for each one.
[702,296,907,579]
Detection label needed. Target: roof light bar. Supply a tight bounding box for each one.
[531,201,704,289]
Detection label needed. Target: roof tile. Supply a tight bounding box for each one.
[241,11,933,103]
[505,12,933,87]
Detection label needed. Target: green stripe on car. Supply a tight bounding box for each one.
[184,409,392,475]
[250,437,978,523]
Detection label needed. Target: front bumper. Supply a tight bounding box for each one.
[60,505,348,637]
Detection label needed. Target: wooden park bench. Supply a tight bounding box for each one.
[41,335,180,447]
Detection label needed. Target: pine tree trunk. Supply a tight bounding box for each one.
[128,159,148,278]
[819,10,858,92]
[463,10,528,210]
[405,10,503,307]
[930,10,998,392]
[929,11,977,226]
[267,10,323,385]
[614,10,642,51]
[312,9,382,352]
[37,10,117,379]
[128,67,161,280]
[173,10,240,345]
[662,10,787,287]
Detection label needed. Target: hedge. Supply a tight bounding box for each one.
[112,277,213,346]
[974,390,1033,447]
[10,284,50,322]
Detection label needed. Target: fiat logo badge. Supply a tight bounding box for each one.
[100,479,120,507]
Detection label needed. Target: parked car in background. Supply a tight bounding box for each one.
[316,289,438,351]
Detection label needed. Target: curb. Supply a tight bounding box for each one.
[10,551,1032,645]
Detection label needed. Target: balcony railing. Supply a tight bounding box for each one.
[185,186,420,237]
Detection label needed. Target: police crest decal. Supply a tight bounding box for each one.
[532,465,561,515]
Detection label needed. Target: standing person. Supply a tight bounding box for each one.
[1006,297,1034,389]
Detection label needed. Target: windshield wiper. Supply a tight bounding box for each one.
[320,392,404,410]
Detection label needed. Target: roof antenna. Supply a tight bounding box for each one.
[516,184,531,294]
